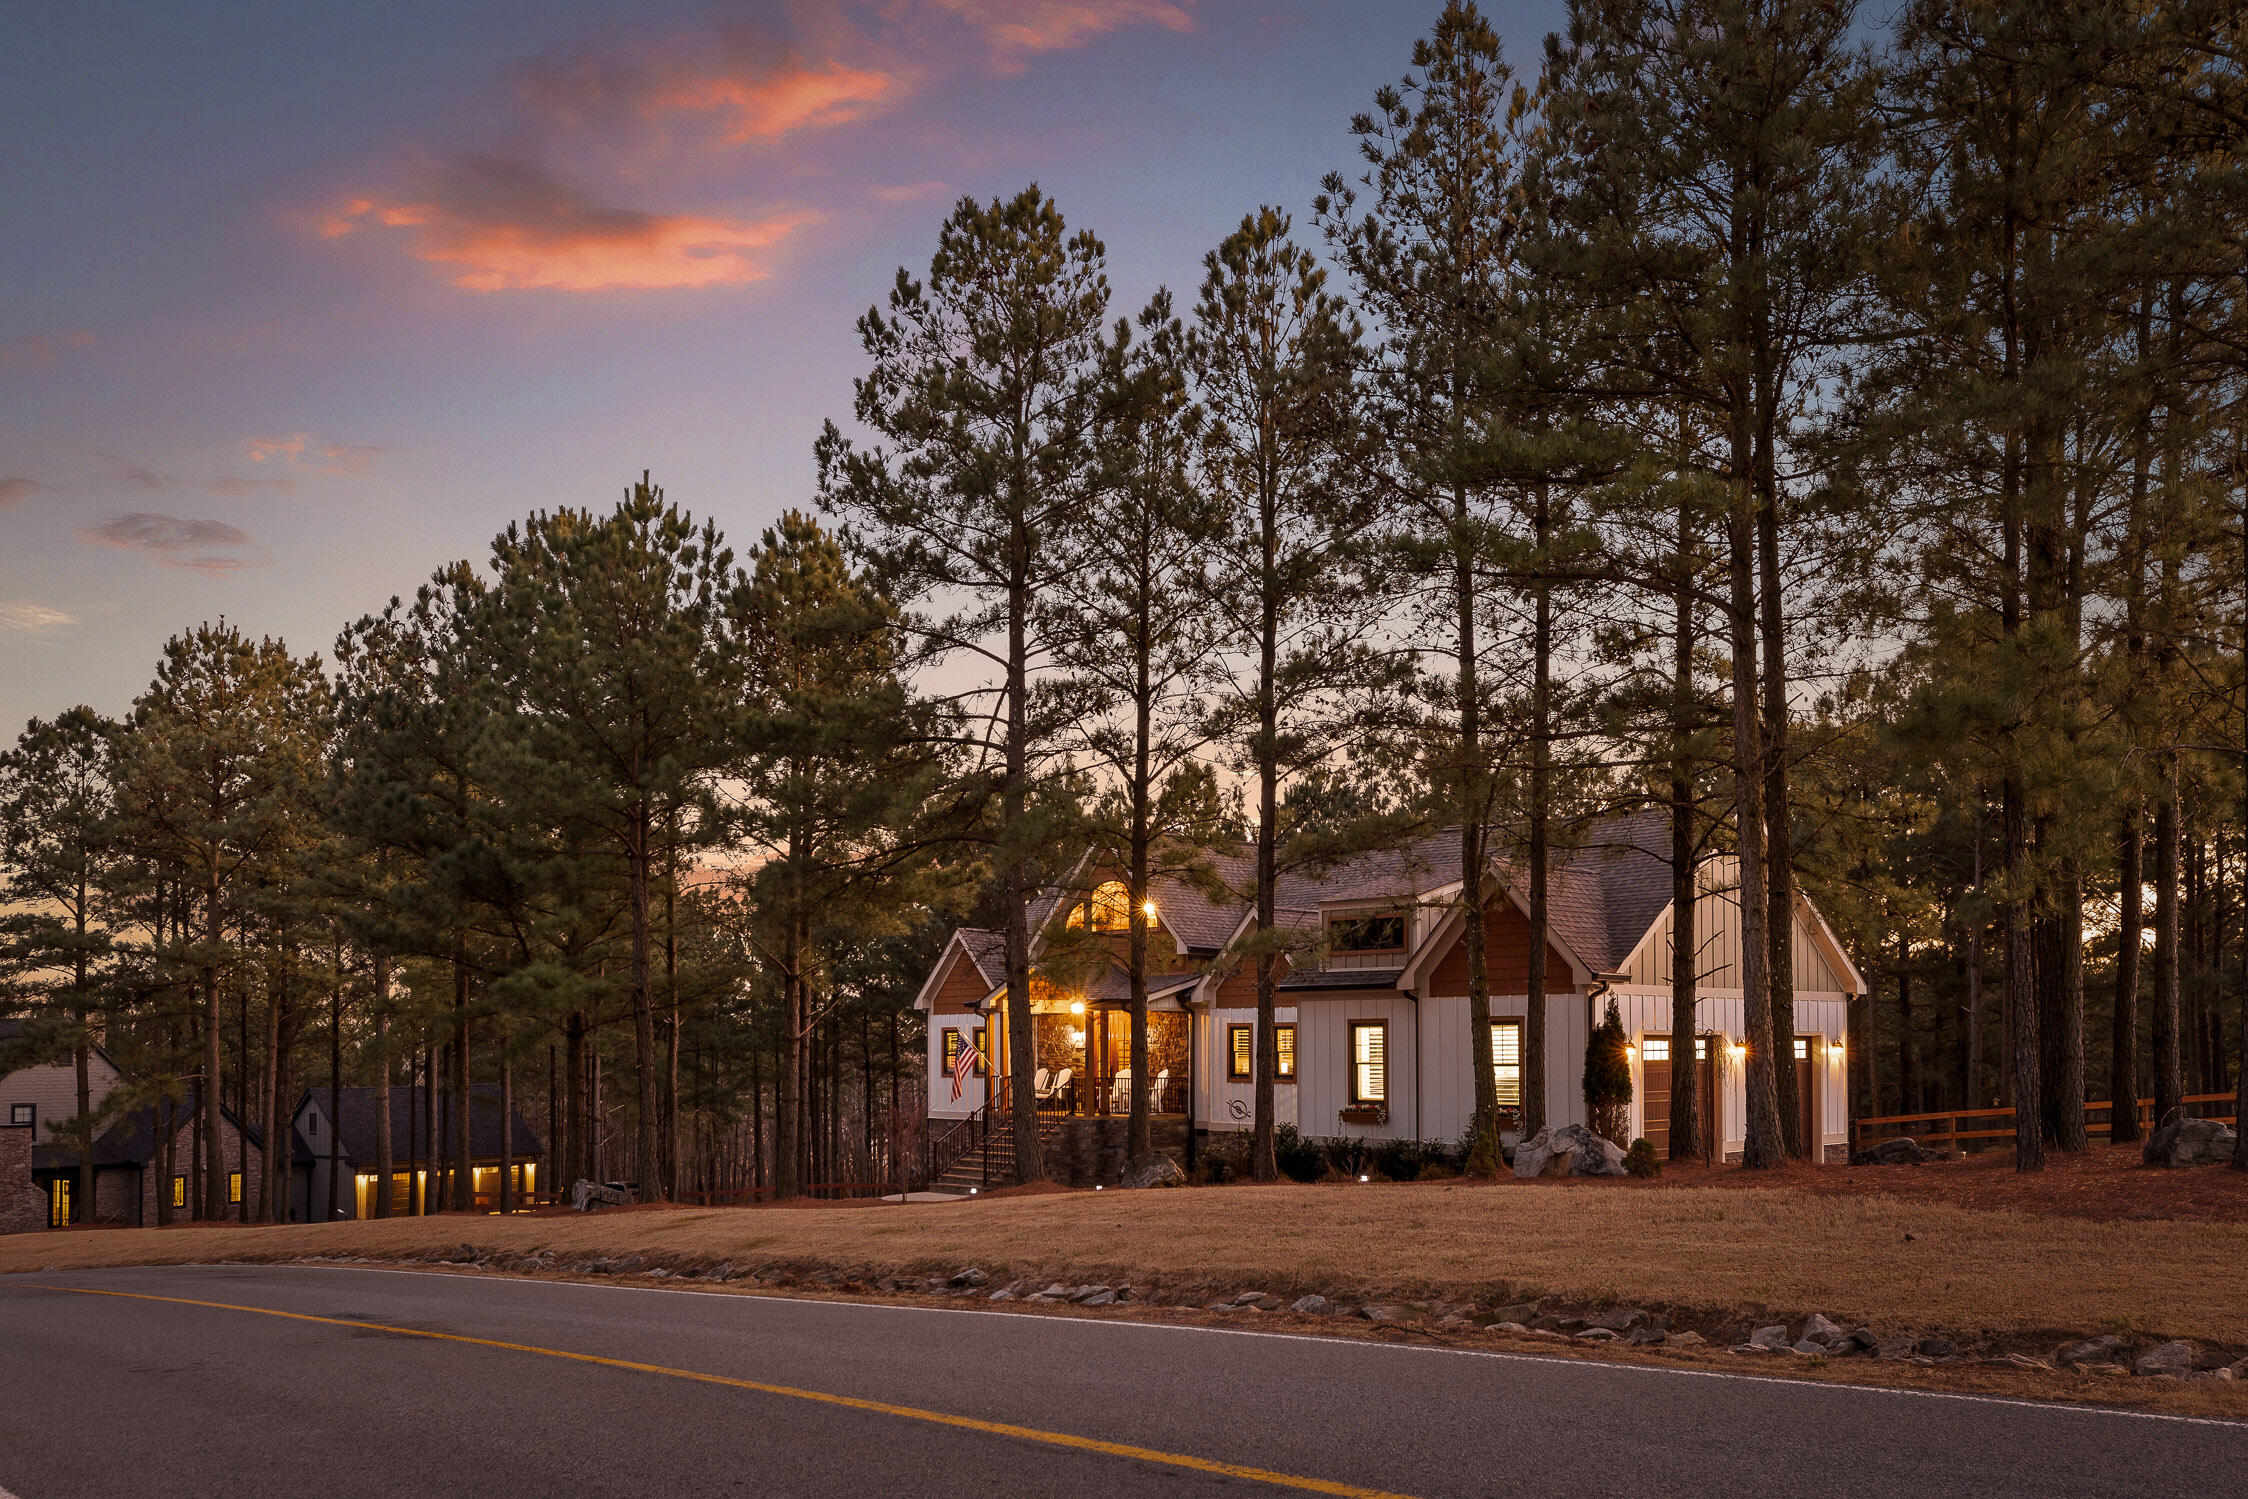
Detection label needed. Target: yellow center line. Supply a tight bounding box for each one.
[40,1285,1417,1499]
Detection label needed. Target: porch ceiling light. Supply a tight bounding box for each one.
[1069,1000,1086,1016]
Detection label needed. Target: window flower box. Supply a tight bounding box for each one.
[1339,1104,1388,1126]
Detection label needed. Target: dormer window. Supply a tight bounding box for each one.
[1068,880,1132,933]
[1327,913,1405,954]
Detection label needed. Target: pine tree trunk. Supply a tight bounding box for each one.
[1667,491,1701,1160]
[451,965,471,1210]
[1965,820,1985,1109]
[2152,758,2184,1126]
[1458,472,1498,1175]
[1251,496,1280,1184]
[1524,481,1553,1141]
[202,868,225,1221]
[327,953,342,1222]
[1127,602,1154,1166]
[1727,491,1781,1169]
[373,971,392,1218]
[1756,464,1800,1158]
[2112,815,2144,1142]
[1001,534,1043,1184]
[628,802,663,1203]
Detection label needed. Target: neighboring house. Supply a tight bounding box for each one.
[0,1015,125,1145]
[23,1090,263,1230]
[2,1121,44,1234]
[914,811,1865,1174]
[290,1084,545,1220]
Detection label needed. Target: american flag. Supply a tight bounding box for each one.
[950,1037,984,1102]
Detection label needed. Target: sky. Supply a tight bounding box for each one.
[0,0,1568,734]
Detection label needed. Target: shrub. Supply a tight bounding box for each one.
[1584,996,1633,1147]
[1274,1124,1324,1183]
[1321,1136,1373,1180]
[1623,1138,1662,1178]
[1373,1138,1431,1182]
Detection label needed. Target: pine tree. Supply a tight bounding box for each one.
[820,187,1110,1184]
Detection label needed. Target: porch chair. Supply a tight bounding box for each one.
[1047,1067,1073,1111]
[1108,1068,1131,1115]
[1150,1067,1170,1114]
[1032,1067,1052,1101]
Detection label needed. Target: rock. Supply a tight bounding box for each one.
[1119,1154,1188,1189]
[1849,1137,1936,1166]
[1790,1341,1827,1356]
[1038,1282,1071,1298]
[1731,1344,1771,1355]
[1667,1331,1705,1348]
[1114,1287,1136,1302]
[568,1179,629,1211]
[1531,1315,1584,1332]
[2055,1334,2128,1368]
[2143,1117,2238,1168]
[1357,1304,1411,1324]
[1513,1123,1629,1179]
[1079,1291,1118,1307]
[1917,1337,1955,1358]
[1235,1292,1285,1311]
[2187,1368,2236,1383]
[1431,1301,1476,1320]
[988,1289,1016,1302]
[1493,1321,1531,1334]
[1626,1328,1668,1346]
[1576,1327,1620,1342]
[1876,1337,1918,1360]
[1290,1294,1333,1316]
[1990,1354,2054,1373]
[1749,1325,1791,1351]
[1583,1307,1648,1333]
[1800,1313,1845,1346]
[1495,1303,1540,1325]
[949,1267,989,1288]
[1436,1316,1474,1332]
[2134,1340,2199,1376]
[1838,1328,1879,1353]
[1069,1285,1112,1303]
[2075,1362,2130,1378]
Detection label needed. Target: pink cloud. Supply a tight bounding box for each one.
[522,33,902,149]
[318,155,818,292]
[926,0,1198,60]
[79,513,267,572]
[246,433,386,475]
[0,329,94,366]
[0,476,47,507]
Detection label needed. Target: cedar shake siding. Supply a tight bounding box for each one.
[1423,898,1579,996]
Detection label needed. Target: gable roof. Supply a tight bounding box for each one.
[31,1089,261,1171]
[296,1084,540,1165]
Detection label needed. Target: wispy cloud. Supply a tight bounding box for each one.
[0,476,48,507]
[246,432,386,475]
[928,0,1198,63]
[520,29,902,149]
[318,154,818,292]
[79,513,267,572]
[0,601,75,639]
[0,329,95,366]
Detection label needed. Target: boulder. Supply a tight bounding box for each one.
[2134,1340,2199,1376]
[1513,1124,1629,1179]
[1749,1325,1791,1351]
[1790,1340,1826,1356]
[987,1289,1016,1302]
[2055,1334,2128,1369]
[1667,1331,1705,1348]
[1582,1307,1648,1333]
[1849,1138,1936,1166]
[1626,1327,1667,1346]
[949,1267,989,1288]
[1493,1321,1532,1335]
[1357,1304,1412,1324]
[1119,1154,1188,1189]
[2142,1117,2238,1168]
[1079,1290,1118,1307]
[1069,1285,1112,1303]
[1495,1303,1540,1325]
[568,1179,630,1211]
[1875,1336,1919,1360]
[1290,1295,1333,1316]
[1436,1315,1475,1332]
[1799,1313,1845,1346]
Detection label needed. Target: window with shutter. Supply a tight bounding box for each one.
[1350,1022,1387,1104]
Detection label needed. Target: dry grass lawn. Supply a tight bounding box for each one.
[10,1173,2248,1357]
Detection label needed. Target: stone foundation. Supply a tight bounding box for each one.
[1042,1116,1189,1187]
[1,1125,46,1234]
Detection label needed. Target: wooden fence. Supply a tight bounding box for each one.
[1854,1092,2239,1155]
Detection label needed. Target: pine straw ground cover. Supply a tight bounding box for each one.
[8,1148,2246,1418]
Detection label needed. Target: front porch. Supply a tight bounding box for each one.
[1020,1007,1191,1119]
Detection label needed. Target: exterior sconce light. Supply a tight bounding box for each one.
[1069,1000,1086,1016]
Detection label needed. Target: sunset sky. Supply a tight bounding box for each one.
[0,0,1565,732]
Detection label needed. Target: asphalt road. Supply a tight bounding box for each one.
[2,1266,2242,1498]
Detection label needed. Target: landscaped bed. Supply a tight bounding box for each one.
[9,1146,2246,1417]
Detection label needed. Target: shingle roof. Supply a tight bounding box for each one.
[1083,968,1201,1003]
[297,1085,541,1166]
[32,1090,259,1170]
[956,929,1007,989]
[1277,967,1404,992]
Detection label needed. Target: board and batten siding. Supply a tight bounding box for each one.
[926,1016,989,1120]
[1620,858,1851,995]
[1192,1005,1297,1134]
[1607,988,1850,1154]
[1294,991,1592,1145]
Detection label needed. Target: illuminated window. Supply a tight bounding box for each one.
[1694,1036,1709,1062]
[1228,1024,1253,1079]
[171,1175,186,1209]
[227,1171,243,1205]
[1641,1037,1671,1063]
[50,1178,72,1228]
[1490,1021,1521,1111]
[1328,914,1406,953]
[1350,1022,1387,1105]
[942,1027,989,1077]
[1793,1037,1810,1062]
[1069,881,1132,932]
[1275,1024,1295,1079]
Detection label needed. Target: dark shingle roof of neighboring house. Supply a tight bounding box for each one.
[296,1084,541,1166]
[31,1090,260,1171]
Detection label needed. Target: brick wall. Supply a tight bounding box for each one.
[1,1124,45,1234]
[140,1112,263,1224]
